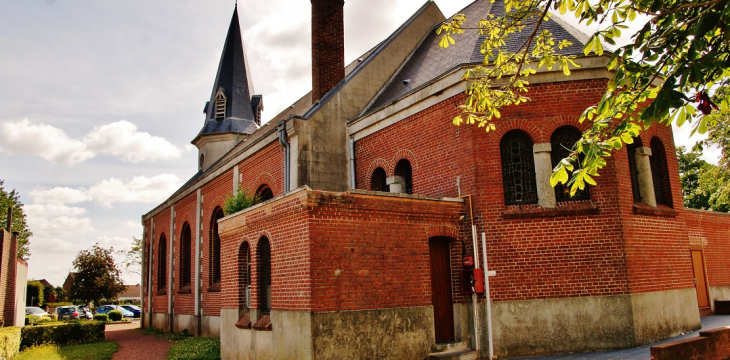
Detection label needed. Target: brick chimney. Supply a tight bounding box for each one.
[311,0,345,103]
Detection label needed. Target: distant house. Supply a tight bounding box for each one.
[62,272,76,293]
[118,285,140,303]
[36,279,53,289]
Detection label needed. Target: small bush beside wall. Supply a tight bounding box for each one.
[93,314,108,322]
[20,321,106,349]
[107,310,123,322]
[0,327,21,359]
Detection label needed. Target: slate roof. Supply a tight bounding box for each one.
[196,5,259,139]
[364,0,589,115]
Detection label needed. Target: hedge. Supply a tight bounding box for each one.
[0,327,21,359]
[93,314,108,322]
[107,310,123,322]
[20,320,106,349]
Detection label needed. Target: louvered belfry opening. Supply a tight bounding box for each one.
[500,130,538,205]
[311,0,345,103]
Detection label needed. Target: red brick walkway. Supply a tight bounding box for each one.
[105,321,173,360]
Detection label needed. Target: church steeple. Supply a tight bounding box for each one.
[200,6,261,134]
[193,6,263,172]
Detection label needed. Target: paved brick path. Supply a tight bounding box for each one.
[105,320,173,360]
[512,315,730,360]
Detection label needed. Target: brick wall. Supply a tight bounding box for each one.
[151,209,171,314]
[218,189,463,312]
[307,191,464,312]
[650,326,730,360]
[171,192,197,316]
[685,210,730,289]
[354,79,698,303]
[219,190,311,311]
[1,229,18,325]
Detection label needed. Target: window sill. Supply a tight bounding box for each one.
[235,313,251,329]
[156,289,167,296]
[502,201,599,219]
[252,315,272,331]
[177,286,191,294]
[207,282,221,293]
[632,203,678,217]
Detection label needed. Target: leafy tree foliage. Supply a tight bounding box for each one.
[54,286,66,302]
[26,281,43,306]
[42,285,55,306]
[440,0,729,195]
[70,244,126,307]
[119,236,142,277]
[0,180,32,259]
[677,146,730,211]
[697,85,730,167]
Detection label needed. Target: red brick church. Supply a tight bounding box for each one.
[141,0,730,358]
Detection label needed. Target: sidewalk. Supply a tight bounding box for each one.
[512,314,730,360]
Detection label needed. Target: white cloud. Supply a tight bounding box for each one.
[84,121,182,163]
[86,174,183,208]
[125,220,141,228]
[25,203,88,218]
[0,119,182,164]
[28,215,94,238]
[0,118,93,164]
[29,187,92,205]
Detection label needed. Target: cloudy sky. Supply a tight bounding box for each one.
[0,0,719,287]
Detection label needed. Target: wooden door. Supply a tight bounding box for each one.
[429,238,455,343]
[691,250,710,310]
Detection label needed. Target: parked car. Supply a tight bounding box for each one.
[25,306,50,318]
[55,306,87,320]
[96,305,134,318]
[120,305,141,318]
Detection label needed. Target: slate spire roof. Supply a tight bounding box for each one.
[196,5,259,140]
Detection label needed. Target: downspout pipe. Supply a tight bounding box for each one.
[278,120,291,192]
[349,138,356,189]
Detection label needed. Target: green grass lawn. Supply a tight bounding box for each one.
[15,341,118,360]
[166,337,220,360]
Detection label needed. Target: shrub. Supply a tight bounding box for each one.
[107,310,123,322]
[223,186,259,215]
[35,317,52,324]
[93,314,108,322]
[167,337,220,360]
[0,327,21,359]
[20,320,106,349]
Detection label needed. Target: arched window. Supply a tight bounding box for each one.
[199,154,205,171]
[256,185,274,202]
[158,234,167,291]
[500,130,538,205]
[209,207,225,287]
[258,237,271,314]
[238,242,251,309]
[551,126,590,201]
[626,137,643,203]
[180,223,192,289]
[394,159,413,194]
[650,137,673,207]
[370,167,389,192]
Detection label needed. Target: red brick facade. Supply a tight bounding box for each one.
[217,189,464,312]
[0,230,18,325]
